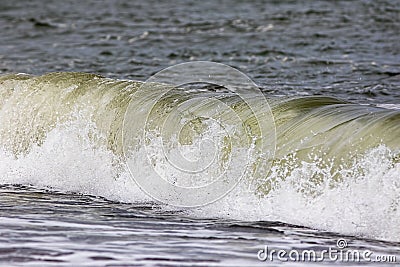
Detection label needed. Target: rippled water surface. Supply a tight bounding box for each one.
[0,0,399,266]
[1,0,399,103]
[1,185,400,267]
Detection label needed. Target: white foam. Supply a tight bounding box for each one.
[190,145,400,242]
[0,118,399,242]
[0,118,149,204]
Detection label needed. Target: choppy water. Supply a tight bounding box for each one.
[0,0,399,266]
[2,184,399,267]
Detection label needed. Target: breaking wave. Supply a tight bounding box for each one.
[0,72,399,241]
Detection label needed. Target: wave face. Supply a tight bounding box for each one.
[0,72,399,241]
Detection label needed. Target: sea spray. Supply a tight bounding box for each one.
[0,72,399,240]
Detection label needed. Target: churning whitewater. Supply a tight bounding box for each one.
[0,72,399,241]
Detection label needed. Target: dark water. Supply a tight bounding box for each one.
[0,0,399,103]
[0,0,399,266]
[1,185,399,267]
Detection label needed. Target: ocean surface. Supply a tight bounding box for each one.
[0,0,399,266]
